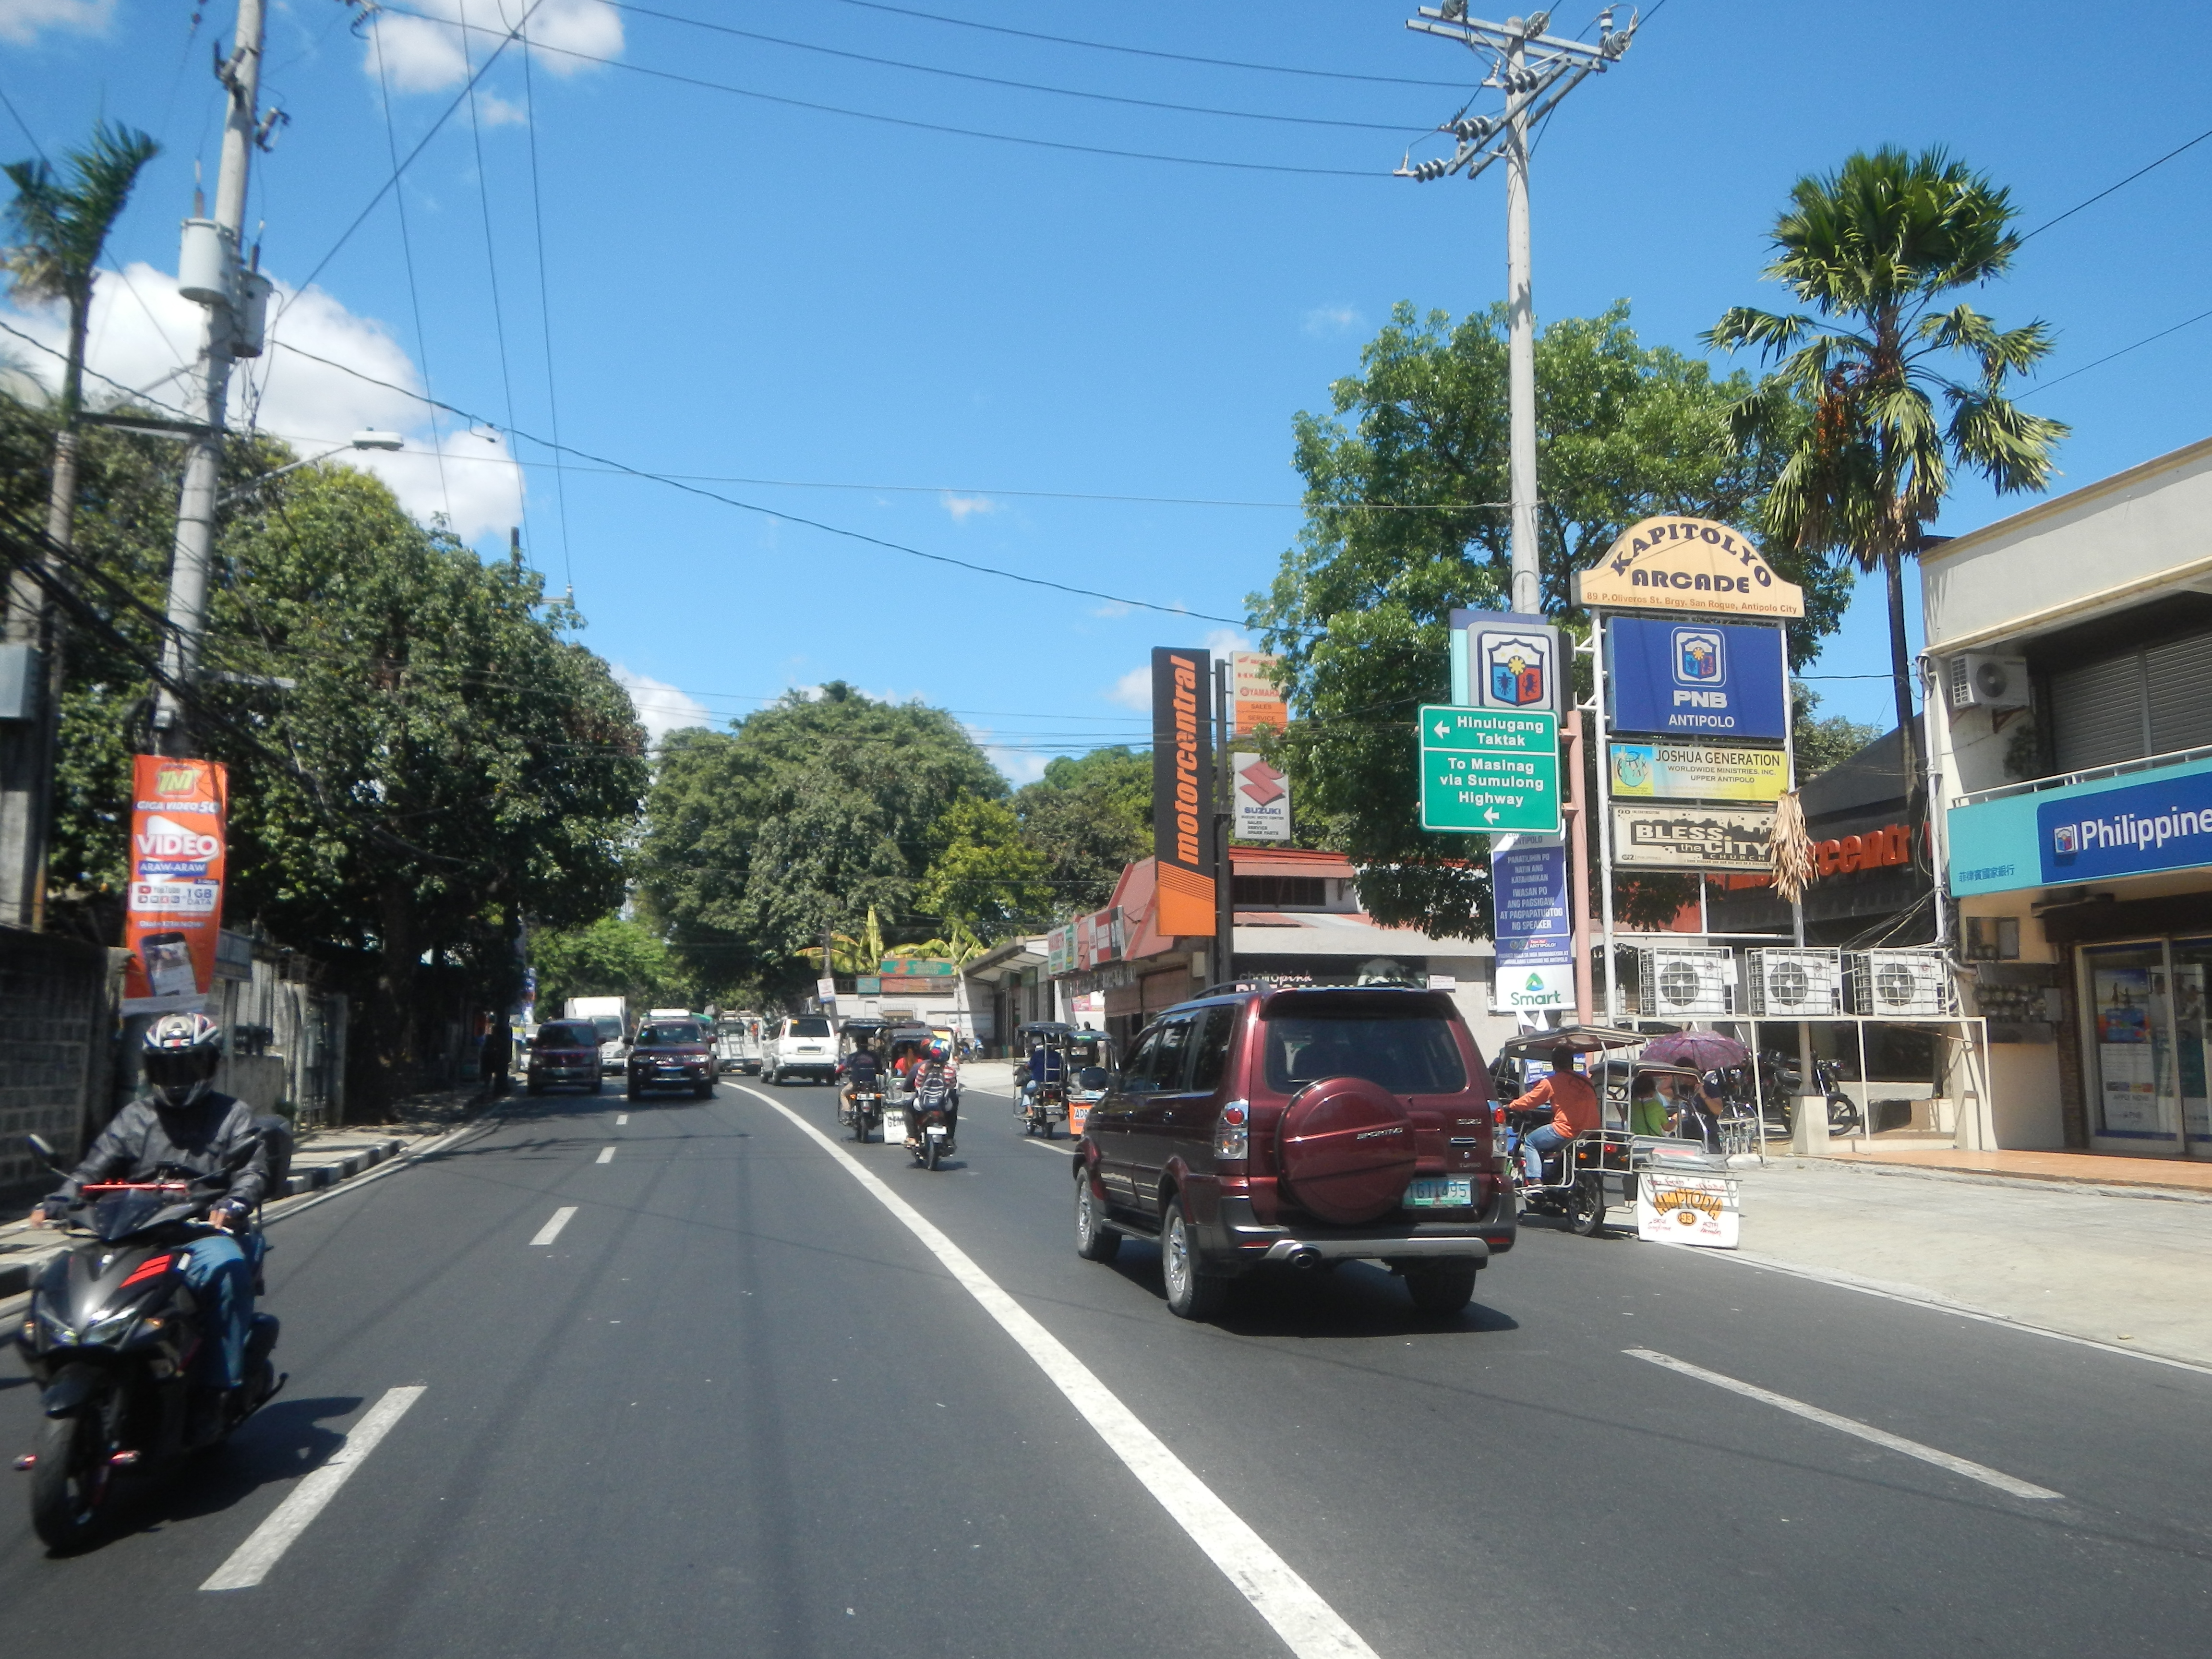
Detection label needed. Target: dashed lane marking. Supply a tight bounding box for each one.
[529,1206,577,1247]
[595,1146,615,1165]
[616,1113,629,1125]
[1626,1348,2062,1501]
[201,1386,427,1590]
[737,1084,1377,1659]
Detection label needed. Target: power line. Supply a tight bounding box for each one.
[269,337,1250,625]
[370,16,454,526]
[588,2,1425,133]
[2019,304,2212,399]
[2020,120,2212,243]
[375,12,1383,179]
[828,0,1478,89]
[459,0,525,533]
[0,79,48,161]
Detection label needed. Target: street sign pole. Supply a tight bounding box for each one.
[1418,706,1561,835]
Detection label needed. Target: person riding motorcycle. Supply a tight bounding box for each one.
[1507,1046,1599,1184]
[902,1039,959,1153]
[842,1038,881,1118]
[31,1012,271,1437]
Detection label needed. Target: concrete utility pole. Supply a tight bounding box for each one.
[1399,6,1636,615]
[153,0,268,756]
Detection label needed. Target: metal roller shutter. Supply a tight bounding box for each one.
[2051,653,2147,771]
[2147,631,2212,755]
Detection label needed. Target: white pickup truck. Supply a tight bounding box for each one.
[715,1012,765,1075]
[762,1015,839,1084]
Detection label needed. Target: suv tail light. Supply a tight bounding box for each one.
[1213,1100,1249,1159]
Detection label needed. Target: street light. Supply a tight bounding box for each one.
[216,430,405,507]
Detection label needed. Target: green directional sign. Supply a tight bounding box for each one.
[1419,705,1561,834]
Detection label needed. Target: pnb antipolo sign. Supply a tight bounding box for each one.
[1419,707,1560,834]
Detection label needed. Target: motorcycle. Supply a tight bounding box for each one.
[1755,1049,1863,1136]
[845,1085,885,1143]
[12,1133,282,1551]
[907,1073,954,1170]
[1021,1079,1067,1140]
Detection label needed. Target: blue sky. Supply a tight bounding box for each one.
[3,0,2207,779]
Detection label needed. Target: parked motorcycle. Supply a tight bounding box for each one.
[12,1134,282,1551]
[1755,1050,1863,1136]
[907,1073,954,1170]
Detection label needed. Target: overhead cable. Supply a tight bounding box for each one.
[2020,120,2212,243]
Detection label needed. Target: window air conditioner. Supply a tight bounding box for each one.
[1742,948,1844,1017]
[1947,653,2030,711]
[1634,946,1736,1019]
[1846,949,1957,1018]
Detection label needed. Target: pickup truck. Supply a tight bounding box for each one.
[762,1015,838,1084]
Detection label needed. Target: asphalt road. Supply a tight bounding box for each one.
[3,1075,2208,1657]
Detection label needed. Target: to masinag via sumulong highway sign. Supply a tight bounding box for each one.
[1418,705,1561,834]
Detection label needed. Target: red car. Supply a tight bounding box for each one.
[627,1018,716,1101]
[1074,983,1514,1321]
[527,1020,604,1096]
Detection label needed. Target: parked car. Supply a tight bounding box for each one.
[527,1019,604,1096]
[1075,983,1515,1322]
[627,1017,716,1100]
[763,1015,838,1084]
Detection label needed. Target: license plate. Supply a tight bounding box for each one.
[1405,1177,1473,1208]
[926,1126,947,1138]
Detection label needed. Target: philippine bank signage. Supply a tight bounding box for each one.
[1948,756,2212,897]
[1574,514,1805,619]
[1607,618,1787,740]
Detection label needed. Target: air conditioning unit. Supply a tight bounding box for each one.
[1742,948,1844,1017]
[1847,949,1957,1018]
[1635,946,1736,1018]
[1947,652,2030,711]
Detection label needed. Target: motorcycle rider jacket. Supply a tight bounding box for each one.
[50,1091,270,1214]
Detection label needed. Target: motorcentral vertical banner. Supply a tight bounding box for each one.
[121,754,229,1014]
[1151,647,1216,936]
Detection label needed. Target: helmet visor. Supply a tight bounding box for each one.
[144,1050,216,1092]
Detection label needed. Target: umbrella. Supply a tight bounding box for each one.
[1638,1030,1748,1073]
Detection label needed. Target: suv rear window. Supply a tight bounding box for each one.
[788,1018,832,1038]
[537,1022,597,1048]
[1261,996,1467,1094]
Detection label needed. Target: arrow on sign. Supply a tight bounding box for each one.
[1484,807,1500,824]
[1432,718,1452,739]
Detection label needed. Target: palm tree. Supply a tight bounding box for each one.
[1705,145,2068,799]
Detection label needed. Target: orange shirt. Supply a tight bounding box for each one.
[1512,1072,1600,1139]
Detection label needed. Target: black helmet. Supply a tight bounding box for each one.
[143,1011,223,1109]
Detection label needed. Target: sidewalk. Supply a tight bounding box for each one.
[1822,1144,2212,1196]
[1723,1154,2212,1370]
[0,1086,487,1303]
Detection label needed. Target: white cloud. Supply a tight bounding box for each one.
[1204,627,1253,657]
[940,493,997,522]
[1106,666,1151,710]
[964,723,1050,786]
[367,0,624,95]
[0,0,113,46]
[1,261,524,540]
[1302,304,1364,339]
[614,666,712,743]
[1090,601,1131,619]
[476,93,529,128]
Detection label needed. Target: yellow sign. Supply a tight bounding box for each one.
[1609,740,1789,803]
[1574,515,1804,619]
[1232,651,1288,736]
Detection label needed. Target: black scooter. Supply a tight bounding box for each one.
[907,1074,955,1169]
[12,1134,282,1551]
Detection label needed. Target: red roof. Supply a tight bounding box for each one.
[1229,847,1355,878]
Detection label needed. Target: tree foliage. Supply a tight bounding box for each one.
[1253,301,1855,940]
[917,796,1055,940]
[1009,745,1151,914]
[531,915,691,1014]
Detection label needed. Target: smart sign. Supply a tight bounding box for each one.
[1608,618,1788,740]
[1418,706,1561,834]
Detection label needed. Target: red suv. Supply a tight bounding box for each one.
[1074,984,1514,1320]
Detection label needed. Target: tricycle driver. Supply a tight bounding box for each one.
[1508,1046,1600,1183]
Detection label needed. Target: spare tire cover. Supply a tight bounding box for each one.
[1276,1076,1417,1224]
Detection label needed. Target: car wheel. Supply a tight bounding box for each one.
[1074,1177,1121,1263]
[1404,1262,1479,1319]
[626,1080,642,1102]
[1160,1199,1226,1321]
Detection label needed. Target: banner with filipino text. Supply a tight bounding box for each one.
[122,754,228,1014]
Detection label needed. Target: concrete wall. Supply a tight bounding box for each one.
[0,926,123,1192]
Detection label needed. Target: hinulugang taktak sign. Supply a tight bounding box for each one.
[1574,514,1806,620]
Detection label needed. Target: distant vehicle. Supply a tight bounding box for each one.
[564,995,630,1077]
[763,1015,838,1085]
[627,1017,715,1100]
[716,1011,765,1074]
[527,1020,603,1096]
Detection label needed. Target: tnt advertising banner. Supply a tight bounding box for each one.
[122,755,228,1014]
[1607,618,1787,739]
[1152,647,1217,935]
[1450,610,1563,714]
[1231,752,1291,841]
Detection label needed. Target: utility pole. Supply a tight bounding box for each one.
[1399,6,1636,615]
[153,0,269,757]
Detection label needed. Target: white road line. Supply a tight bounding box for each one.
[595,1145,615,1164]
[616,1113,629,1125]
[740,1085,1375,1659]
[529,1206,577,1247]
[1021,1136,1079,1156]
[201,1386,427,1591]
[1625,1348,2062,1502]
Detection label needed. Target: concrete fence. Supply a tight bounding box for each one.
[0,926,125,1192]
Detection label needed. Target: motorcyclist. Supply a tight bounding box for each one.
[1507,1046,1599,1184]
[31,1012,271,1437]
[902,1039,959,1153]
[1023,1032,1066,1118]
[842,1037,881,1119]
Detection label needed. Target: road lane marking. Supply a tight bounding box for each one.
[529,1206,577,1246]
[201,1386,427,1591]
[740,1085,1376,1659]
[596,1146,616,1164]
[1022,1137,1079,1156]
[1625,1348,2062,1501]
[616,1113,629,1125]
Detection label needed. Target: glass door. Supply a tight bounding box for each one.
[2082,943,2180,1149]
[2168,938,2212,1156]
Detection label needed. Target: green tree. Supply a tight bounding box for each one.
[638,683,1005,997]
[531,915,688,1013]
[1253,301,1854,939]
[1706,145,2068,797]
[1793,688,1884,783]
[1010,744,1151,913]
[917,796,1054,940]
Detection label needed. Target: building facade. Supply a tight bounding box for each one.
[1932,435,2212,1158]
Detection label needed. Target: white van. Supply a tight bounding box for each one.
[763,1015,838,1084]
